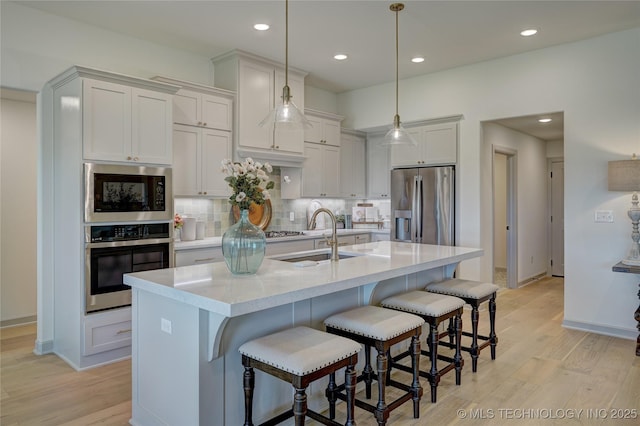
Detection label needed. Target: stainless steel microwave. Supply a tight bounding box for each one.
[84,163,172,223]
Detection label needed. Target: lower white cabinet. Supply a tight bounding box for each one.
[265,240,315,256]
[315,235,356,249]
[83,307,132,356]
[354,233,371,244]
[371,233,390,242]
[175,247,224,267]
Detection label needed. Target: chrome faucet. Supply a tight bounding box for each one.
[308,208,339,261]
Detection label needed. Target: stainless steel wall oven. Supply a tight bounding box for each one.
[85,223,173,313]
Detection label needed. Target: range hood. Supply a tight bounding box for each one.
[235,147,305,168]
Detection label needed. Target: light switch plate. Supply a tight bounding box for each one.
[595,210,614,223]
[161,318,172,334]
[290,211,295,221]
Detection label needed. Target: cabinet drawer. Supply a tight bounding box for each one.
[175,247,223,266]
[315,235,356,249]
[266,240,314,256]
[83,308,132,356]
[354,234,371,244]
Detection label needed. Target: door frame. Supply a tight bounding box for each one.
[492,145,518,289]
[548,157,564,277]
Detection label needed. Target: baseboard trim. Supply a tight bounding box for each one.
[562,319,637,341]
[1,315,37,328]
[518,271,547,287]
[34,339,54,355]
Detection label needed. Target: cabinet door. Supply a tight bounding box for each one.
[273,71,304,153]
[83,79,131,161]
[341,134,366,198]
[323,145,341,197]
[238,60,274,150]
[424,122,457,164]
[304,115,324,144]
[131,88,173,165]
[173,89,200,126]
[302,143,323,197]
[390,127,422,167]
[366,134,391,198]
[201,94,232,131]
[173,125,200,196]
[323,120,341,147]
[201,129,232,196]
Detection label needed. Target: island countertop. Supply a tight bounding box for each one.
[124,241,483,318]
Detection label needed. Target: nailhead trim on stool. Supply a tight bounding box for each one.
[381,291,465,403]
[239,326,361,426]
[426,278,499,372]
[324,306,424,426]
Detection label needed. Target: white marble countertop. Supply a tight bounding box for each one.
[124,241,483,318]
[174,228,389,250]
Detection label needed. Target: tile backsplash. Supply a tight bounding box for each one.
[174,167,390,237]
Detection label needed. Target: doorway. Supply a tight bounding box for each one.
[493,147,517,288]
[549,159,565,276]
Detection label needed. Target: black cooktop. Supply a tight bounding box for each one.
[264,230,305,238]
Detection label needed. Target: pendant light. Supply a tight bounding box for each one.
[259,0,311,130]
[384,3,417,145]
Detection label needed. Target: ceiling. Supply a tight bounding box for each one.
[13,1,639,140]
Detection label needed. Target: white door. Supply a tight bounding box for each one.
[550,160,565,276]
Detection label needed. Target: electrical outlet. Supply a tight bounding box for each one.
[161,318,172,334]
[289,211,295,221]
[595,210,614,223]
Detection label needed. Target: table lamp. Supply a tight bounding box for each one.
[608,154,640,265]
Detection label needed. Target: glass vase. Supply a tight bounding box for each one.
[222,209,266,275]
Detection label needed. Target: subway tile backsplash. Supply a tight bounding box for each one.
[174,166,390,237]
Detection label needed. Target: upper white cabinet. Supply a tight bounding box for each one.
[83,78,174,165]
[173,89,232,131]
[340,130,366,199]
[390,121,458,167]
[305,109,342,147]
[302,142,340,197]
[212,50,307,166]
[366,133,391,198]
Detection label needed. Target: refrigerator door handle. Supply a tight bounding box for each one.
[411,175,419,242]
[416,175,423,242]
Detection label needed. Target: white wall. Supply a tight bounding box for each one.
[1,90,37,324]
[547,139,564,158]
[339,28,640,339]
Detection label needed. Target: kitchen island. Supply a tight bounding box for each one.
[124,241,483,426]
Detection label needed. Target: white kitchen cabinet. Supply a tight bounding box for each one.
[354,233,371,244]
[83,307,132,356]
[173,89,232,131]
[265,239,315,256]
[391,121,458,167]
[366,133,391,198]
[315,235,356,249]
[173,124,231,197]
[371,233,390,242]
[175,247,224,267]
[340,130,366,198]
[83,78,174,165]
[212,50,307,165]
[305,109,343,147]
[302,142,340,198]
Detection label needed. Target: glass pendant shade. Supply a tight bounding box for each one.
[259,85,311,130]
[384,114,417,146]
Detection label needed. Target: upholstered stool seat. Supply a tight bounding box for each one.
[426,278,499,372]
[239,326,361,425]
[324,306,424,426]
[381,291,465,403]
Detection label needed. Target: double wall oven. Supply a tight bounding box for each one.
[84,163,173,314]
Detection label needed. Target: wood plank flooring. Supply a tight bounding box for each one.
[1,277,639,425]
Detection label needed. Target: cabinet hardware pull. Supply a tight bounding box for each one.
[203,122,207,126]
[127,156,132,160]
[133,157,139,161]
[117,329,132,335]
[195,257,216,262]
[203,192,207,195]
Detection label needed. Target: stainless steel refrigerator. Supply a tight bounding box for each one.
[390,166,455,245]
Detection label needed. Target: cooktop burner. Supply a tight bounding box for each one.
[264,230,305,238]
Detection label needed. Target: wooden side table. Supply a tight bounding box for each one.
[611,262,640,356]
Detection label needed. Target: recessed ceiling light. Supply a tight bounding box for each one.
[411,57,425,63]
[334,54,348,60]
[538,118,552,123]
[520,28,538,37]
[254,23,270,31]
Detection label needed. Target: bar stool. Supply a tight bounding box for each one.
[380,291,465,403]
[324,305,424,426]
[426,278,499,372]
[239,326,361,426]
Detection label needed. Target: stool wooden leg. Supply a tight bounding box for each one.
[327,372,337,420]
[293,387,307,426]
[243,366,255,426]
[454,313,463,385]
[364,345,373,399]
[470,304,480,372]
[345,363,357,426]
[375,349,389,426]
[410,334,422,416]
[428,323,439,403]
[447,317,455,346]
[489,293,498,360]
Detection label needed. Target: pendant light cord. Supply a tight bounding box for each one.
[285,0,289,88]
[395,5,399,117]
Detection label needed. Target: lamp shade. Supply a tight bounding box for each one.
[608,159,640,191]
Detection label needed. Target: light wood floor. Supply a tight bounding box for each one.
[2,277,639,425]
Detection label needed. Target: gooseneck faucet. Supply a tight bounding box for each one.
[308,208,339,261]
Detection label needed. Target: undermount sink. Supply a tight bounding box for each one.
[271,249,363,263]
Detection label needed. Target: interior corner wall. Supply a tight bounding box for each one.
[338,27,640,338]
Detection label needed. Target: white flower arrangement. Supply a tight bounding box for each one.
[220,158,274,211]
